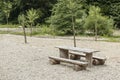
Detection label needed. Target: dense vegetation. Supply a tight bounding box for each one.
[0,0,120,37]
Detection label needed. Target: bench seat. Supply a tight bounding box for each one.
[69,52,106,65]
[49,56,88,71]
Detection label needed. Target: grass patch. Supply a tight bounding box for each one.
[103,35,120,42]
[1,30,120,42]
[107,38,120,42]
[0,30,30,36]
[0,25,120,43]
[0,24,19,28]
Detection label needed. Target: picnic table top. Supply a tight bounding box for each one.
[55,46,100,53]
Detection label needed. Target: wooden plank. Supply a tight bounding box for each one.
[56,46,99,53]
[69,52,106,60]
[49,56,88,66]
[69,52,106,65]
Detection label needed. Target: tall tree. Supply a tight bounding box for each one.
[84,6,114,41]
[26,8,39,36]
[0,0,57,24]
[18,14,27,43]
[110,2,120,28]
[85,0,120,28]
[11,0,57,23]
[1,1,12,24]
[49,0,86,47]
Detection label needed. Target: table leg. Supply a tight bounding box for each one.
[86,53,93,67]
[59,49,68,59]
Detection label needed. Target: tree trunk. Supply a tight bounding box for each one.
[6,16,9,33]
[22,25,27,43]
[95,21,97,41]
[72,15,76,47]
[95,9,97,41]
[30,23,33,37]
[6,17,8,25]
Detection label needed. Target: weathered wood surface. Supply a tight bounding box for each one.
[69,52,106,60]
[49,56,88,71]
[49,59,60,65]
[70,54,80,60]
[92,59,106,65]
[49,56,88,66]
[59,48,68,58]
[56,46,99,53]
[86,53,93,67]
[69,52,106,65]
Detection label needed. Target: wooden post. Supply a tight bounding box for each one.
[85,53,93,67]
[59,49,68,59]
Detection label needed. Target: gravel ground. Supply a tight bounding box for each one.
[0,34,120,80]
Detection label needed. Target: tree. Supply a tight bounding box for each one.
[109,2,120,28]
[85,0,120,28]
[49,0,86,47]
[84,6,114,41]
[26,8,39,36]
[0,0,57,24]
[18,14,27,43]
[1,1,12,24]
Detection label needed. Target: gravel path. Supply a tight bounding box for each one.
[0,34,120,80]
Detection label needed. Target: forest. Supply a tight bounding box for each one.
[0,0,120,37]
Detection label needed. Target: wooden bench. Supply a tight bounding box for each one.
[49,56,88,71]
[69,52,106,65]
[56,46,99,67]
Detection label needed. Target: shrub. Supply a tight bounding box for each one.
[84,6,114,36]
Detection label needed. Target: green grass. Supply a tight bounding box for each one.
[0,24,19,28]
[0,30,30,36]
[0,24,120,42]
[0,31,7,34]
[1,30,120,42]
[103,35,120,42]
[107,38,120,42]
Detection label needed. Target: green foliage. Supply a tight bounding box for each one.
[49,0,86,34]
[84,6,114,36]
[110,2,120,28]
[26,8,39,25]
[39,26,53,35]
[0,0,57,24]
[26,8,40,36]
[0,1,13,24]
[0,24,19,28]
[18,14,26,26]
[85,0,120,28]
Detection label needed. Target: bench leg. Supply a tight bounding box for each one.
[59,49,68,59]
[93,59,105,65]
[74,65,86,71]
[49,59,60,65]
[86,53,93,68]
[99,60,105,65]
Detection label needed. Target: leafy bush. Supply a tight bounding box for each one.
[33,25,54,35]
[84,6,114,36]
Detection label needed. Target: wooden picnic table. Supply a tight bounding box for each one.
[55,46,100,67]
